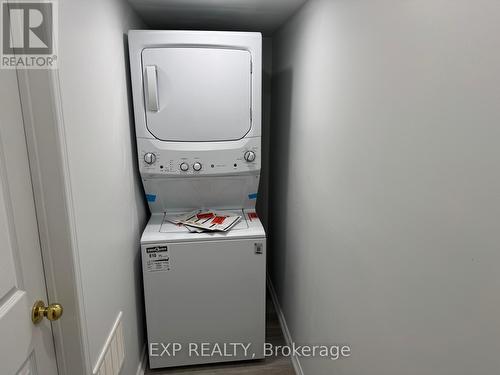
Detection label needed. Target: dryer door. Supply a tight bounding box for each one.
[141,47,252,142]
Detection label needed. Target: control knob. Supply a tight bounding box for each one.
[244,151,256,162]
[180,162,189,172]
[193,162,202,171]
[144,152,156,164]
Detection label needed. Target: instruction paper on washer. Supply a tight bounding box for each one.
[165,210,242,232]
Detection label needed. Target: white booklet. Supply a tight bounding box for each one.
[165,210,241,232]
[164,210,203,225]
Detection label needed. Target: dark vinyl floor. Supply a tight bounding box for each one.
[146,293,295,374]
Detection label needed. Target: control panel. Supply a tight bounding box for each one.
[138,137,261,177]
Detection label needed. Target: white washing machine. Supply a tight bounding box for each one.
[128,31,265,369]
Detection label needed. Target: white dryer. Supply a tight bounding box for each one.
[128,31,265,369]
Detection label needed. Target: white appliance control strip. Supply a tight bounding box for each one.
[137,137,261,177]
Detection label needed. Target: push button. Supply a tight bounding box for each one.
[180,162,189,172]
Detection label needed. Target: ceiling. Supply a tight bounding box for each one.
[127,0,307,35]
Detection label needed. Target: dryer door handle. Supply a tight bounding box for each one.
[145,65,159,112]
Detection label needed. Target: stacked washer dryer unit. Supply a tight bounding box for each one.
[128,31,265,369]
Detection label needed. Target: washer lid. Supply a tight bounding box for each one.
[141,210,265,244]
[141,47,252,142]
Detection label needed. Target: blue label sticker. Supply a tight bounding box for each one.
[248,193,258,200]
[146,194,156,202]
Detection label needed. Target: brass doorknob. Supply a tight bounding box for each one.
[32,300,63,324]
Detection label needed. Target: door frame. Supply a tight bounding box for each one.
[16,69,90,375]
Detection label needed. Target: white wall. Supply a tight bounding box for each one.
[58,0,147,373]
[270,1,500,374]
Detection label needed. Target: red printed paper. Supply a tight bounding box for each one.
[211,216,227,224]
[197,212,215,219]
[248,212,258,221]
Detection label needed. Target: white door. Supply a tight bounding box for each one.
[0,70,59,374]
[142,47,252,142]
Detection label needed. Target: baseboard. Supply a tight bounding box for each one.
[267,275,304,375]
[136,345,147,375]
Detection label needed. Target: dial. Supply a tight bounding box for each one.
[180,162,189,172]
[244,151,256,162]
[193,162,202,171]
[144,152,156,165]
